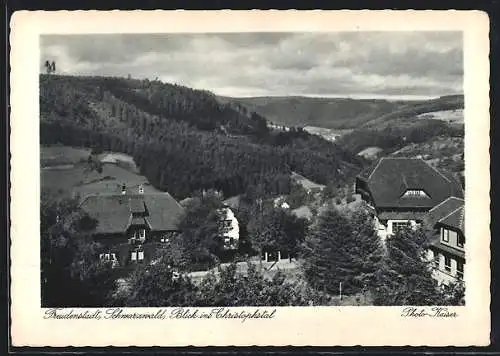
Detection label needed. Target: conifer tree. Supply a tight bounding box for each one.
[301,207,383,295]
[175,192,226,271]
[372,227,440,306]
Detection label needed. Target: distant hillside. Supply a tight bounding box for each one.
[336,117,464,167]
[41,75,269,136]
[40,74,363,199]
[226,94,464,130]
[361,95,464,129]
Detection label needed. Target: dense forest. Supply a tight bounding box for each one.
[40,74,363,199]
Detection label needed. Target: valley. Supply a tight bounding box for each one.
[227,94,463,130]
[39,73,465,308]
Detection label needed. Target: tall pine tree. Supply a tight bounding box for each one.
[300,207,383,295]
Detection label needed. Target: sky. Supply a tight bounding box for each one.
[41,32,463,100]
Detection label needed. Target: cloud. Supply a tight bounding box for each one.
[40,32,463,98]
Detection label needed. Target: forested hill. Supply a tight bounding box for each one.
[40,74,363,199]
[227,94,464,129]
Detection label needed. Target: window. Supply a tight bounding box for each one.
[138,229,146,242]
[160,232,176,243]
[441,228,450,243]
[402,190,429,198]
[130,249,144,262]
[444,256,451,273]
[99,252,117,263]
[220,219,232,231]
[224,237,235,248]
[392,221,411,232]
[457,234,465,248]
[456,261,464,279]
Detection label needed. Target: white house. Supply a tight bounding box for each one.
[219,207,240,250]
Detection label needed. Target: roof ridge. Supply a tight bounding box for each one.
[126,214,133,230]
[367,158,385,180]
[162,192,185,210]
[424,160,452,184]
[438,206,463,223]
[401,173,408,188]
[78,195,91,207]
[428,196,464,212]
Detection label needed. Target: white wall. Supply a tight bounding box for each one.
[374,215,388,242]
[386,219,417,235]
[221,207,239,249]
[430,251,463,285]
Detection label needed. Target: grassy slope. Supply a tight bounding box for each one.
[41,145,162,199]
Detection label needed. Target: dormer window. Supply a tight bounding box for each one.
[138,228,146,242]
[402,189,429,198]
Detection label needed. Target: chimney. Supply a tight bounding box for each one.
[138,185,144,194]
[121,184,126,195]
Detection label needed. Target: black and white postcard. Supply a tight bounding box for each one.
[10,10,490,346]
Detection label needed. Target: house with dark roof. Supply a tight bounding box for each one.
[425,197,465,284]
[80,185,185,267]
[355,157,464,241]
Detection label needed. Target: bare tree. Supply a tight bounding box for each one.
[44,60,51,74]
[44,60,56,74]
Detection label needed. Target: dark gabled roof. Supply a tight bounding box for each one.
[129,216,148,226]
[426,197,465,227]
[129,196,146,213]
[357,158,464,209]
[80,193,184,235]
[437,206,465,233]
[142,194,185,231]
